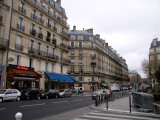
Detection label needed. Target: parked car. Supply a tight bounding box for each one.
[21,88,40,100]
[40,89,59,99]
[91,90,104,100]
[0,89,21,103]
[58,89,72,98]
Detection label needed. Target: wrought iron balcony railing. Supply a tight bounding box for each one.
[59,43,70,50]
[31,13,37,21]
[17,24,25,32]
[28,47,59,61]
[60,57,71,64]
[18,6,26,15]
[37,33,43,39]
[15,44,23,51]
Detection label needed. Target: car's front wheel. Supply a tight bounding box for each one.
[0,98,3,103]
[16,97,20,101]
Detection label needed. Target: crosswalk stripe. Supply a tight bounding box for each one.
[73,111,160,120]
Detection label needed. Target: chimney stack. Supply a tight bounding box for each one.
[95,34,100,39]
[57,0,61,5]
[86,28,93,34]
[73,25,76,31]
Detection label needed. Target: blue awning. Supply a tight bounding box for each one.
[45,72,77,82]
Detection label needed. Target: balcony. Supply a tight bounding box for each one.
[31,14,37,21]
[53,26,57,32]
[30,29,36,36]
[46,36,51,43]
[37,33,43,40]
[60,31,69,39]
[17,24,25,32]
[38,18,44,25]
[52,39,56,46]
[60,57,71,64]
[18,6,26,15]
[15,44,23,51]
[59,43,70,51]
[91,62,96,66]
[90,53,96,59]
[28,0,70,28]
[0,38,8,50]
[46,22,51,28]
[28,47,59,62]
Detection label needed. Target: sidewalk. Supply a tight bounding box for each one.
[91,96,159,115]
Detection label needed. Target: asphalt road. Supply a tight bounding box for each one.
[0,96,94,120]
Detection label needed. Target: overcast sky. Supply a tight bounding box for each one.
[62,0,160,78]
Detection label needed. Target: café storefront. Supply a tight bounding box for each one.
[7,64,42,91]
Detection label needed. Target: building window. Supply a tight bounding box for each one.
[61,65,63,73]
[79,77,83,81]
[45,62,48,71]
[16,36,22,45]
[154,49,156,53]
[46,46,49,56]
[30,40,34,50]
[36,60,40,70]
[0,6,1,16]
[20,1,25,10]
[71,67,74,73]
[79,42,83,48]
[39,27,42,33]
[79,67,83,73]
[70,35,75,40]
[79,58,82,64]
[71,42,74,47]
[79,50,82,55]
[78,35,83,40]
[29,58,32,68]
[52,63,54,72]
[154,42,156,47]
[89,36,94,41]
[91,43,94,48]
[71,50,74,55]
[52,48,55,56]
[37,42,41,51]
[71,58,74,64]
[18,17,24,26]
[15,55,20,65]
[31,23,35,30]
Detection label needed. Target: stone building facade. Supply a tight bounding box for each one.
[149,38,160,86]
[0,0,70,90]
[68,26,128,92]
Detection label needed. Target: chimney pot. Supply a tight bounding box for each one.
[87,28,93,34]
[73,25,76,31]
[95,34,100,39]
[57,0,61,5]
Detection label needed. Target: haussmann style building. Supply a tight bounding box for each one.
[0,0,77,91]
[68,26,128,92]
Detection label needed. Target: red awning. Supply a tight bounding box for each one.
[7,68,42,80]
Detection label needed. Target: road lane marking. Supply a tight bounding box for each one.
[73,99,83,101]
[0,108,6,111]
[20,103,45,108]
[52,101,68,104]
[86,98,91,100]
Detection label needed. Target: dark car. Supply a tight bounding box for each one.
[40,89,59,99]
[21,88,40,100]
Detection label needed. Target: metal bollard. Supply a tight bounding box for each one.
[15,112,22,120]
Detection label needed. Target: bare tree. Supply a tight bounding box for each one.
[141,58,150,78]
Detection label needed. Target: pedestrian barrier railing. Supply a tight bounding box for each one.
[95,90,129,107]
[132,92,154,110]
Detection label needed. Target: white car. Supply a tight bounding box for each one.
[0,89,21,103]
